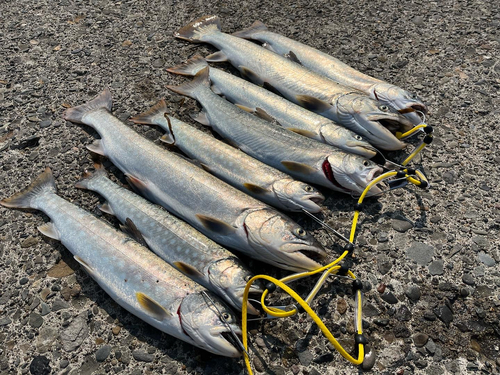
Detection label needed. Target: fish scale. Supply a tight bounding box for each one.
[76,168,260,313]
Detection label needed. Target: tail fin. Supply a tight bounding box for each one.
[75,163,108,190]
[167,67,210,99]
[232,21,268,39]
[175,15,221,43]
[0,168,56,209]
[63,89,112,125]
[167,55,209,77]
[130,99,169,126]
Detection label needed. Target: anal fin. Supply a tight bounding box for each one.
[189,110,211,126]
[125,174,149,196]
[281,161,317,175]
[196,214,236,235]
[38,222,60,240]
[74,255,94,275]
[239,66,264,86]
[205,51,228,62]
[86,139,106,156]
[254,107,276,122]
[98,201,114,215]
[286,127,317,138]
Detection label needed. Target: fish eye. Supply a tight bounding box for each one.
[363,160,369,167]
[354,135,363,141]
[409,93,417,99]
[304,185,314,192]
[296,228,306,237]
[379,105,389,112]
[244,275,252,282]
[221,312,230,321]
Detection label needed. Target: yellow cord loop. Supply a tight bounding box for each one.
[241,145,431,374]
[395,123,434,166]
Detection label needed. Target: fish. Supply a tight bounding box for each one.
[232,21,428,125]
[174,15,415,150]
[62,89,327,272]
[167,68,386,197]
[0,168,242,357]
[75,165,262,314]
[167,55,377,158]
[131,100,325,213]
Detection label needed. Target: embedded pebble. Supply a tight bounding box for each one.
[413,333,429,347]
[428,259,444,275]
[96,345,111,362]
[406,242,435,265]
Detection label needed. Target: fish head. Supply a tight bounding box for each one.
[337,94,412,150]
[244,209,327,271]
[324,154,386,196]
[272,179,325,213]
[320,124,378,158]
[207,258,263,315]
[179,292,242,357]
[369,83,428,125]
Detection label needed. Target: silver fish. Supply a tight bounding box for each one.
[233,21,428,125]
[131,100,325,213]
[0,168,242,357]
[167,55,377,158]
[75,165,262,314]
[62,89,326,272]
[175,15,414,150]
[167,68,385,197]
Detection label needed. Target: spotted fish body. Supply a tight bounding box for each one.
[167,56,376,158]
[167,69,385,197]
[233,21,428,125]
[131,101,325,213]
[76,167,261,314]
[62,89,327,272]
[0,169,242,357]
[175,15,415,150]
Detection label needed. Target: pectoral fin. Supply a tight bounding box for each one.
[196,214,236,235]
[235,104,255,113]
[243,183,270,195]
[37,222,60,240]
[296,95,332,113]
[281,161,317,175]
[98,201,114,215]
[136,292,172,321]
[174,261,204,278]
[254,107,275,122]
[86,139,106,156]
[285,51,301,64]
[286,128,317,138]
[125,174,149,196]
[120,218,148,248]
[262,82,282,96]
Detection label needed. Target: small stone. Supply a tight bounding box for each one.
[434,305,453,326]
[152,59,164,68]
[425,339,437,354]
[380,292,398,304]
[59,359,69,369]
[377,283,386,293]
[378,232,389,242]
[40,302,51,316]
[36,327,58,353]
[21,236,38,248]
[29,313,43,328]
[395,305,412,321]
[462,273,475,286]
[412,16,424,25]
[413,333,429,347]
[394,324,411,338]
[60,316,89,352]
[47,260,75,278]
[406,242,435,265]
[470,339,481,352]
[112,326,121,335]
[442,171,456,184]
[405,285,421,302]
[477,252,495,267]
[29,356,50,375]
[297,350,313,366]
[20,277,29,285]
[39,119,52,128]
[0,317,12,326]
[52,299,70,311]
[337,299,347,314]
[132,350,154,362]
[391,219,413,233]
[472,236,490,250]
[96,345,111,362]
[313,353,334,363]
[253,357,264,372]
[428,259,444,275]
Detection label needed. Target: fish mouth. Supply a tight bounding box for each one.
[301,194,325,213]
[220,331,243,353]
[363,167,387,196]
[209,326,243,357]
[344,141,378,158]
[399,103,428,115]
[278,242,327,271]
[234,288,263,316]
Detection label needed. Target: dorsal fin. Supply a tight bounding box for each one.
[136,292,172,320]
[232,20,268,39]
[296,95,332,113]
[120,218,148,248]
[173,261,204,279]
[281,161,317,175]
[130,99,168,125]
[243,183,270,195]
[196,214,236,235]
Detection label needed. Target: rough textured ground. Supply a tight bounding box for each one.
[0,0,499,374]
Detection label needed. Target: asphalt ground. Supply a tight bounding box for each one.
[0,0,499,374]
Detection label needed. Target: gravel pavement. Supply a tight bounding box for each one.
[0,0,499,374]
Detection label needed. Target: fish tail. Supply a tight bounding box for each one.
[62,89,112,125]
[232,20,268,39]
[167,67,210,99]
[75,163,108,190]
[167,55,208,77]
[0,167,56,209]
[175,15,221,43]
[130,99,169,126]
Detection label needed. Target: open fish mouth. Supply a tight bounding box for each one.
[398,103,428,115]
[363,166,387,196]
[234,286,263,315]
[368,114,414,134]
[300,194,324,213]
[219,331,243,355]
[279,242,327,270]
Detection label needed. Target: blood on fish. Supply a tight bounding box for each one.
[321,160,345,190]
